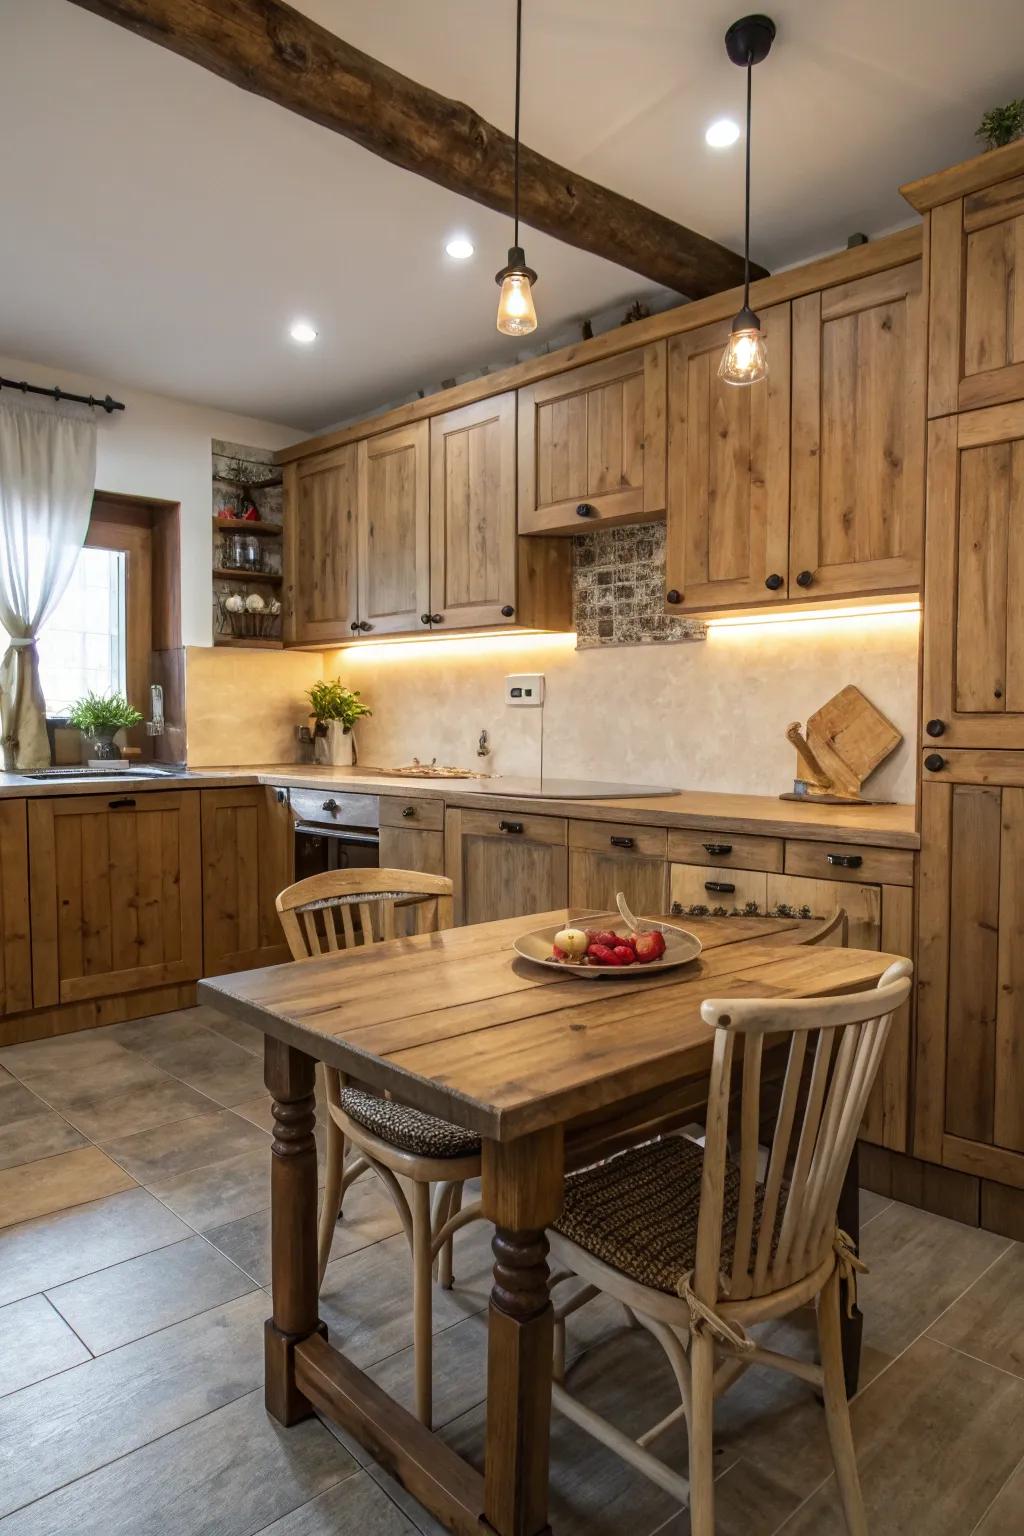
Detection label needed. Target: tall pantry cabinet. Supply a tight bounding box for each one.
[904,141,1024,1197]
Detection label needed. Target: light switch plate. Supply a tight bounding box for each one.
[505,674,545,707]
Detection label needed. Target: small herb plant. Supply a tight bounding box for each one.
[306,679,372,732]
[67,691,143,733]
[977,99,1024,150]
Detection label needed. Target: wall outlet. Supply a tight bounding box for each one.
[505,674,545,707]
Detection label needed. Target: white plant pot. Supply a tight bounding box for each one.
[314,722,354,767]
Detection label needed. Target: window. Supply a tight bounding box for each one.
[36,546,127,716]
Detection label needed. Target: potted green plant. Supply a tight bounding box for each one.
[976,99,1024,150]
[306,679,372,766]
[67,690,143,761]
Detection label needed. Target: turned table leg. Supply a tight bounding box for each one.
[482,1127,564,1536]
[265,1036,321,1426]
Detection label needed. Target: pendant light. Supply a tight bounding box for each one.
[496,0,538,336]
[718,14,775,386]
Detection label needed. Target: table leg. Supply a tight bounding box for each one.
[837,1141,863,1400]
[482,1127,564,1536]
[265,1036,321,1426]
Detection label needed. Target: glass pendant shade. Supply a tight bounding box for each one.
[495,246,538,336]
[718,312,768,385]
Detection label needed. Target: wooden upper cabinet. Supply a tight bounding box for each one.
[429,393,517,629]
[200,787,292,975]
[927,177,1024,416]
[664,305,791,612]
[0,800,31,1016]
[283,446,358,644]
[518,343,667,534]
[357,421,430,636]
[28,792,203,1008]
[790,262,925,600]
[923,405,1024,747]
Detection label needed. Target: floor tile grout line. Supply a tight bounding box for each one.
[38,1288,95,1360]
[925,1333,1024,1386]
[967,1446,1024,1536]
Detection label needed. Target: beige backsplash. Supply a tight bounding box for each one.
[185,645,324,765]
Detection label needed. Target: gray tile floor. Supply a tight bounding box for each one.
[0,1007,1021,1534]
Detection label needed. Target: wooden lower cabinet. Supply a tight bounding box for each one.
[28,791,203,1007]
[568,821,667,916]
[379,822,446,937]
[445,808,567,926]
[0,800,31,1015]
[917,771,1024,1189]
[200,788,292,975]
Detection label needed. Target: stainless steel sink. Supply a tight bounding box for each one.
[20,764,191,781]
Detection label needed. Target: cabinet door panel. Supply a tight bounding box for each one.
[790,262,924,599]
[29,793,202,1006]
[447,809,567,926]
[518,344,666,534]
[358,422,429,636]
[378,825,446,937]
[569,851,667,918]
[430,393,517,629]
[765,874,880,948]
[0,801,31,1015]
[284,446,358,643]
[201,788,292,975]
[670,863,767,915]
[665,306,790,613]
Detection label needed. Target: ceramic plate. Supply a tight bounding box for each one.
[512,915,702,979]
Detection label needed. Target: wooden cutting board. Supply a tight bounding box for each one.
[805,685,902,797]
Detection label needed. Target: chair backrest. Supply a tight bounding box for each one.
[694,958,912,1305]
[276,868,454,960]
[798,908,849,946]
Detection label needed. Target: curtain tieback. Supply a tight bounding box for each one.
[833,1228,869,1317]
[7,638,35,648]
[677,1270,754,1352]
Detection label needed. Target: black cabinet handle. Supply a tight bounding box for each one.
[430,614,443,625]
[705,880,735,894]
[322,799,340,814]
[358,621,373,632]
[765,573,784,591]
[108,797,136,809]
[925,719,945,738]
[501,605,515,618]
[610,835,634,849]
[826,853,862,869]
[666,589,682,604]
[795,569,814,588]
[498,820,523,834]
[703,842,733,856]
[401,806,416,819]
[276,790,286,804]
[576,503,596,518]
[420,613,431,625]
[349,621,360,631]
[924,753,946,773]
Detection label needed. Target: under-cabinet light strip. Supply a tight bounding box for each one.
[708,601,921,629]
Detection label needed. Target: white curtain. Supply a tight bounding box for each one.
[0,396,96,770]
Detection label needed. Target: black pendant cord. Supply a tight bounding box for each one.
[743,52,752,309]
[513,0,523,249]
[0,376,125,413]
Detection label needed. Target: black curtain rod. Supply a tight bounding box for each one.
[0,376,125,414]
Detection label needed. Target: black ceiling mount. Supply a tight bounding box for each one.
[725,14,776,67]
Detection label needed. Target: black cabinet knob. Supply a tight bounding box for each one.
[826,853,862,869]
[401,805,415,819]
[276,790,286,804]
[925,719,945,738]
[576,503,596,518]
[765,573,784,591]
[322,798,340,813]
[795,569,814,588]
[430,614,443,625]
[501,604,515,618]
[924,754,946,773]
[420,613,431,625]
[358,621,373,632]
[666,589,682,605]
[349,621,360,631]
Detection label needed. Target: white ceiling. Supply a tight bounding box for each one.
[0,0,1019,429]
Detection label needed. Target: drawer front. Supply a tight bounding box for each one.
[670,863,768,914]
[569,820,667,859]
[460,808,567,846]
[379,795,444,831]
[289,789,379,829]
[666,829,783,872]
[783,839,914,887]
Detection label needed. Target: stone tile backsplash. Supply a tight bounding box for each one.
[573,523,706,648]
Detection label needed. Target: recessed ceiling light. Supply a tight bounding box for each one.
[289,320,318,344]
[445,235,475,260]
[705,117,741,148]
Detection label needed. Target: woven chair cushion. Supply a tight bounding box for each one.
[339,1087,481,1160]
[553,1135,765,1296]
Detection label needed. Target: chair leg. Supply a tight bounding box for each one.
[817,1266,868,1536]
[411,1179,434,1428]
[316,1112,345,1289]
[687,1330,716,1536]
[439,1181,463,1290]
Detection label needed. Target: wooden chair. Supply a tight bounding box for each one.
[547,957,912,1536]
[275,868,484,1428]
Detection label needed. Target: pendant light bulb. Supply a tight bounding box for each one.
[497,0,539,336]
[719,14,775,387]
[719,307,768,385]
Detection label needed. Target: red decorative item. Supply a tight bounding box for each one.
[242,506,261,521]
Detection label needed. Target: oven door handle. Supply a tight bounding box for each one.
[294,824,380,846]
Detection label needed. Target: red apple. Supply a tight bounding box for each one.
[633,931,667,964]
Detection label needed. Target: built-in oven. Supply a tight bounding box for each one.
[289,789,380,881]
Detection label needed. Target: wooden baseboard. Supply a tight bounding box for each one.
[858,1141,980,1227]
[0,982,198,1046]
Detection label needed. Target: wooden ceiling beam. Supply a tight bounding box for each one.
[67,0,766,299]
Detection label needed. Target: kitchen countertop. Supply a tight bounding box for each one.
[0,764,917,848]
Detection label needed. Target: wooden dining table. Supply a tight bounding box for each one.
[199,910,901,1536]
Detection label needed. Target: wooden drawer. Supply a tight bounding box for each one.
[379,795,444,831]
[783,839,914,887]
[569,820,667,859]
[459,808,567,845]
[666,828,783,872]
[670,863,768,914]
[289,789,379,828]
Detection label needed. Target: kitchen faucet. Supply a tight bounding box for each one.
[147,683,165,736]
